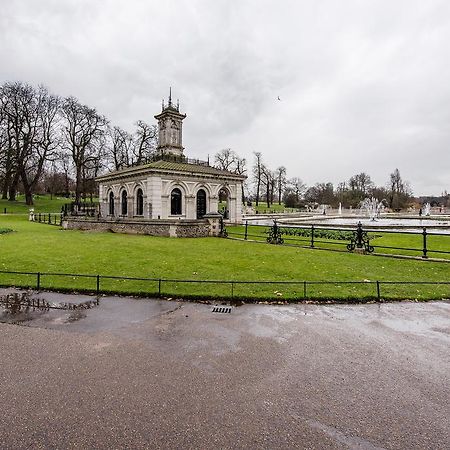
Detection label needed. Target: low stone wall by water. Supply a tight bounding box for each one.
[63,217,217,238]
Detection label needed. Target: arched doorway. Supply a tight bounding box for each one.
[218,187,230,219]
[121,190,128,216]
[136,188,144,216]
[171,188,182,215]
[196,189,207,219]
[109,192,115,216]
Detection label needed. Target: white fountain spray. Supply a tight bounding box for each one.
[423,202,431,216]
[360,197,385,221]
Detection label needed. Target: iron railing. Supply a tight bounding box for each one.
[62,201,99,217]
[227,221,450,260]
[30,212,63,226]
[0,270,448,301]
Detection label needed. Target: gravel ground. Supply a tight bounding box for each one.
[0,292,449,449]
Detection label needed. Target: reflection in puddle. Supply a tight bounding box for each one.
[0,292,99,324]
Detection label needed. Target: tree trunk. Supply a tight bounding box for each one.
[20,170,34,206]
[25,192,33,205]
[75,165,82,204]
[8,172,20,201]
[255,177,260,206]
[2,176,9,199]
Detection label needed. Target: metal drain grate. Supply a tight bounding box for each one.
[212,306,232,314]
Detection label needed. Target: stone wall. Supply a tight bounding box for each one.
[63,217,215,238]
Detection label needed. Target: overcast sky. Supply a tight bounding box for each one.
[1,0,449,195]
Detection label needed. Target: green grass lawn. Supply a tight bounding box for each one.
[0,215,448,301]
[0,195,72,214]
[252,203,300,214]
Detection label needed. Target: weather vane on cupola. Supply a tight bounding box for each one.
[161,87,180,112]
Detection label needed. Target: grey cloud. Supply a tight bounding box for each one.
[1,0,449,194]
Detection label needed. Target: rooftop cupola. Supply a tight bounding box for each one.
[154,88,186,157]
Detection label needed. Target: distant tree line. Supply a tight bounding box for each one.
[0,81,157,205]
[213,150,421,210]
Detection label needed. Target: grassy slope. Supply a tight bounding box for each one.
[0,195,71,214]
[0,215,448,300]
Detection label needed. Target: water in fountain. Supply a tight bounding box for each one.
[338,202,342,215]
[423,202,431,216]
[360,197,385,221]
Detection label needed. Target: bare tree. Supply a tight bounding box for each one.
[261,165,275,208]
[108,126,133,170]
[253,152,263,206]
[0,108,13,199]
[288,177,306,204]
[305,182,335,206]
[132,120,157,165]
[275,166,287,205]
[388,168,412,209]
[20,87,60,205]
[0,82,60,205]
[61,97,108,204]
[0,81,28,201]
[214,148,247,202]
[349,172,374,194]
[215,148,236,171]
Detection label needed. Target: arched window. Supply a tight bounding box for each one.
[218,187,229,219]
[109,192,115,216]
[171,188,182,215]
[196,189,207,219]
[121,190,128,216]
[136,188,144,216]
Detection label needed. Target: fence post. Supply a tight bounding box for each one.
[376,281,381,300]
[96,275,100,294]
[158,279,162,296]
[422,227,428,259]
[37,272,41,290]
[303,280,307,298]
[48,213,51,224]
[231,281,234,299]
[244,221,248,240]
[310,225,315,248]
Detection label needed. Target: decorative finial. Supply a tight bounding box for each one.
[177,99,179,110]
[162,98,164,110]
[169,87,172,106]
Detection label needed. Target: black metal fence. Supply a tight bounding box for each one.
[62,201,99,217]
[30,212,63,226]
[227,221,450,260]
[0,270,448,301]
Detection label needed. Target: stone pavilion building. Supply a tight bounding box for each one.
[96,94,245,225]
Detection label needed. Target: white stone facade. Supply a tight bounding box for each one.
[97,163,244,223]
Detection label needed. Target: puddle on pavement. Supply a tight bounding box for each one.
[0,292,99,325]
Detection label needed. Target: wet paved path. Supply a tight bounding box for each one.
[0,292,449,449]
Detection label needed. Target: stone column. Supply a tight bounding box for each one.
[128,196,134,218]
[209,195,219,214]
[147,176,162,219]
[185,194,195,219]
